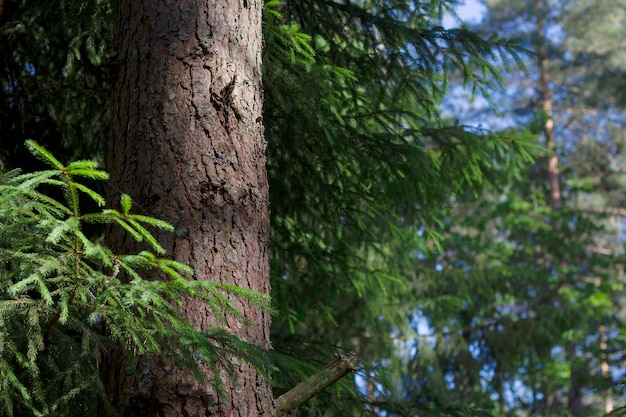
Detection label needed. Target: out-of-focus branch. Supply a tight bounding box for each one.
[274,352,361,417]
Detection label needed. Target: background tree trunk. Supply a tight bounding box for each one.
[104,1,272,416]
[535,0,561,212]
[535,2,582,416]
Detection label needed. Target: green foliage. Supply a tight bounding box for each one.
[265,0,535,326]
[396,169,622,413]
[264,0,316,64]
[459,1,626,414]
[5,0,613,416]
[0,0,113,169]
[0,141,269,416]
[260,0,543,414]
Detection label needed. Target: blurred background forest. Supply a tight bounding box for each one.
[1,0,625,416]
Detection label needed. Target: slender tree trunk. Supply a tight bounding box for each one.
[536,3,587,416]
[599,324,613,414]
[104,1,272,416]
[535,0,561,212]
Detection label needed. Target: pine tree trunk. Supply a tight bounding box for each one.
[104,1,272,416]
[535,0,561,212]
[536,2,586,415]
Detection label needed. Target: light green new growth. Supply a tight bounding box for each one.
[0,141,270,417]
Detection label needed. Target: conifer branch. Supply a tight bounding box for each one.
[273,352,360,417]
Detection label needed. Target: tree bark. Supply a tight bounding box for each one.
[104,1,272,416]
[536,3,586,416]
[535,0,561,212]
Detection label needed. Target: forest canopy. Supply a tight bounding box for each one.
[0,0,625,416]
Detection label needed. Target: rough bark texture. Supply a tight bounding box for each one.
[104,1,272,416]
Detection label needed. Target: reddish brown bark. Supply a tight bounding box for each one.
[104,1,272,416]
[535,0,561,212]
[535,3,587,416]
